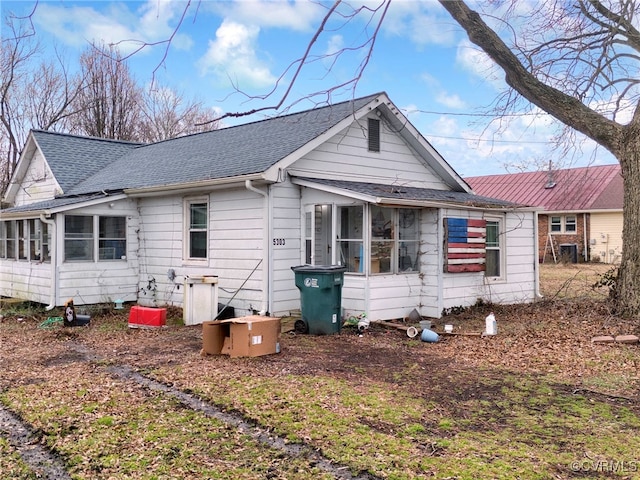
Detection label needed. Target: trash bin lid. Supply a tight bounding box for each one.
[291,265,347,273]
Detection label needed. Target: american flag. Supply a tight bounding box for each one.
[444,218,486,273]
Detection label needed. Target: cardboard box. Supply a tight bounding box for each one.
[128,306,167,328]
[202,315,280,357]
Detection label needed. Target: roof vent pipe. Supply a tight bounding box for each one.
[544,161,556,189]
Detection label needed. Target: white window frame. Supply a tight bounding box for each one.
[184,197,209,263]
[484,216,505,282]
[64,215,127,263]
[550,215,577,234]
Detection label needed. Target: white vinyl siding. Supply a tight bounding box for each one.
[288,117,446,189]
[590,211,623,263]
[13,149,60,206]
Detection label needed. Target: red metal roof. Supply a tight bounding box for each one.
[465,164,622,212]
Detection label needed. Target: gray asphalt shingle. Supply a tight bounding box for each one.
[31,131,143,194]
[64,94,380,195]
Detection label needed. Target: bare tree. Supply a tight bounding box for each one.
[138,86,219,143]
[69,44,143,140]
[0,15,79,196]
[434,1,640,316]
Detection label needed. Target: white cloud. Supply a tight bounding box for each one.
[325,35,344,58]
[384,1,456,47]
[436,92,466,110]
[33,1,193,54]
[202,0,323,31]
[198,20,276,88]
[455,39,501,88]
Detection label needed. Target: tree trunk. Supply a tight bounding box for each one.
[613,131,640,318]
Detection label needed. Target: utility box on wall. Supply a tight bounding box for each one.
[184,276,219,326]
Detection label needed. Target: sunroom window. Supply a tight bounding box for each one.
[64,215,126,262]
[337,206,364,273]
[370,206,419,274]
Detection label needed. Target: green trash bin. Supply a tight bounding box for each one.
[291,265,347,335]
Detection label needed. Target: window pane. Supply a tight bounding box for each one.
[29,219,41,261]
[190,203,207,229]
[565,216,576,232]
[18,221,26,260]
[6,221,16,259]
[0,222,6,258]
[42,222,50,262]
[337,206,363,273]
[339,206,363,239]
[399,209,418,240]
[190,231,207,258]
[66,216,93,237]
[371,206,393,239]
[398,241,418,272]
[486,222,499,247]
[65,240,93,261]
[485,250,500,277]
[372,241,392,273]
[339,241,363,273]
[99,217,126,260]
[65,216,93,261]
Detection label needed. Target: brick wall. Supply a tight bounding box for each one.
[538,213,589,263]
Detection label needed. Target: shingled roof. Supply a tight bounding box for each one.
[297,178,518,209]
[31,130,143,194]
[466,164,622,212]
[63,94,380,195]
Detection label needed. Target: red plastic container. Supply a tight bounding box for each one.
[128,306,167,328]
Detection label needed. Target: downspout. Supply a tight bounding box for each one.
[534,212,542,299]
[40,214,57,310]
[583,213,588,262]
[245,180,270,315]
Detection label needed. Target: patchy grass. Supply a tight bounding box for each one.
[1,263,639,479]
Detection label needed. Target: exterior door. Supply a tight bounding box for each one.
[305,204,332,265]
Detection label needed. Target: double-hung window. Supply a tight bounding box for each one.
[485,219,502,278]
[186,199,208,260]
[550,215,576,234]
[64,215,127,262]
[99,217,126,260]
[65,216,94,261]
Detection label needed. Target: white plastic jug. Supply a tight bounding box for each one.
[485,312,497,336]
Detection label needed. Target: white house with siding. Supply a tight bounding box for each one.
[0,92,538,321]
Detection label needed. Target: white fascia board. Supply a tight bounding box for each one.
[123,173,265,197]
[0,193,128,219]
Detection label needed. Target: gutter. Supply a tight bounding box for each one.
[245,180,271,315]
[125,174,263,197]
[39,214,57,310]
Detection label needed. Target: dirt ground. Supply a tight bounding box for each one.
[33,289,639,404]
[2,262,638,403]
[1,264,640,479]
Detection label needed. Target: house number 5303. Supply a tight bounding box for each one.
[273,238,286,246]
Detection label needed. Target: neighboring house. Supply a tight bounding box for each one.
[0,92,539,321]
[466,165,623,264]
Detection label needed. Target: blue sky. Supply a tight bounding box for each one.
[2,0,617,177]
